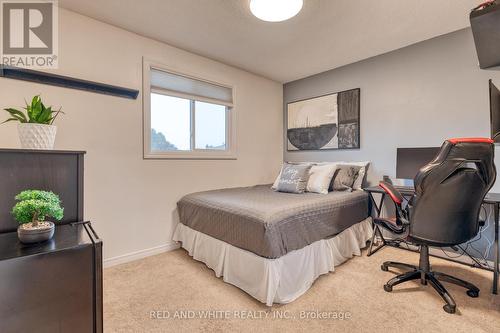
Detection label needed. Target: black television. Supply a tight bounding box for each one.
[490,79,500,143]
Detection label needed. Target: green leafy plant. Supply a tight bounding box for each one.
[12,190,64,227]
[2,95,63,125]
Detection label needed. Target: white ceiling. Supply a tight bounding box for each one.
[59,0,478,83]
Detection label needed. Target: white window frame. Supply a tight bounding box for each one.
[143,58,237,159]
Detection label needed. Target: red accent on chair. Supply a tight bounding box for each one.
[448,138,494,144]
[379,182,402,205]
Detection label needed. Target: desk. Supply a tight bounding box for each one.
[483,193,500,295]
[364,186,500,295]
[0,222,103,332]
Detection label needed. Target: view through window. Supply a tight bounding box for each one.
[144,64,234,159]
[150,93,227,152]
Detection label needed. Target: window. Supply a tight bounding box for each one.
[143,60,235,159]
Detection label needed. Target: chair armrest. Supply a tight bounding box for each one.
[378,181,410,227]
[379,181,404,206]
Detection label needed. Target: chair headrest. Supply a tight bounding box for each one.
[447,137,494,144]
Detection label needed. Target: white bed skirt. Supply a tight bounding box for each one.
[173,217,373,306]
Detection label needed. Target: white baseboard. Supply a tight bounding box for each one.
[378,235,495,269]
[429,247,495,269]
[104,241,180,268]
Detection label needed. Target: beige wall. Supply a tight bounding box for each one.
[0,9,283,262]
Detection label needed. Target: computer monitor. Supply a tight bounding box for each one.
[396,147,441,180]
[490,79,500,143]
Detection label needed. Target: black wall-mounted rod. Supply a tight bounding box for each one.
[0,65,139,99]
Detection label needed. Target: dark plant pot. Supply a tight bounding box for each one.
[17,221,55,244]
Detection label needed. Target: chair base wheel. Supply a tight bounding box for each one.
[443,304,456,314]
[381,264,388,271]
[380,256,478,314]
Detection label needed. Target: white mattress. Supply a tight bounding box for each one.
[173,217,373,306]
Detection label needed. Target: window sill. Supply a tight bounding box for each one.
[144,151,237,160]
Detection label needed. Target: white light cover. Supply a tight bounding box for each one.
[250,0,303,22]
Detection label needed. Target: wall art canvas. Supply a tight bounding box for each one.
[287,88,360,151]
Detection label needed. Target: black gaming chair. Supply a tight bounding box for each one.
[375,138,496,314]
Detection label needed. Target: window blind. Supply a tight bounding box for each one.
[150,68,233,107]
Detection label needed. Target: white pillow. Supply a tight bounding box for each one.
[306,164,338,194]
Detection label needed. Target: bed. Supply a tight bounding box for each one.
[173,184,372,305]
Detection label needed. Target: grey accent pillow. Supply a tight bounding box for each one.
[276,163,312,194]
[331,165,361,192]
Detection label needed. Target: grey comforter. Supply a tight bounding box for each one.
[177,185,370,259]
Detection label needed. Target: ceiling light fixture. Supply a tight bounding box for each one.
[249,0,303,22]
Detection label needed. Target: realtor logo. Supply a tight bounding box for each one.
[1,0,58,68]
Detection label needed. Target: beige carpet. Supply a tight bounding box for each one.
[104,247,500,332]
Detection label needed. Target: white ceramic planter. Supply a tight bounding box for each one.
[18,123,57,150]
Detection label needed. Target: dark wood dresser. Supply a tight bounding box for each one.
[0,149,103,333]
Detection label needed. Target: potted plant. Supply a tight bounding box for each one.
[12,190,64,244]
[2,95,63,149]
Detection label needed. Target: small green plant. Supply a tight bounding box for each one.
[12,190,64,227]
[2,95,63,125]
